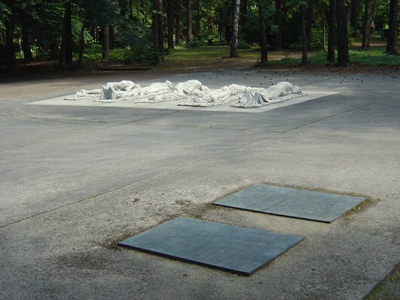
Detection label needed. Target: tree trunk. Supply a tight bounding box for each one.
[175,0,181,45]
[102,26,110,60]
[78,24,85,64]
[230,0,240,57]
[306,0,314,48]
[336,0,349,66]
[153,0,159,52]
[194,0,200,37]
[274,0,283,50]
[322,0,326,51]
[109,26,114,50]
[350,0,358,37]
[59,1,73,66]
[361,0,372,50]
[386,0,399,55]
[167,0,175,49]
[186,0,192,45]
[5,16,16,71]
[158,0,164,62]
[301,5,308,65]
[260,16,268,63]
[22,25,32,62]
[327,0,336,63]
[241,0,248,27]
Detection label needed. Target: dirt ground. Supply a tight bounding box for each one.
[1,60,399,299]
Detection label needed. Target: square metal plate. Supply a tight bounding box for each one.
[118,217,303,276]
[213,184,366,223]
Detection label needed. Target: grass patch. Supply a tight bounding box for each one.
[157,44,400,70]
[154,45,259,70]
[255,48,400,68]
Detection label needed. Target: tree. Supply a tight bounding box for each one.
[386,0,399,54]
[59,0,73,66]
[350,0,359,37]
[306,0,313,47]
[301,3,308,65]
[21,24,33,62]
[327,0,336,63]
[258,0,270,63]
[152,0,159,52]
[186,0,192,45]
[241,0,248,27]
[175,0,181,45]
[336,0,349,66]
[4,15,15,70]
[230,0,240,57]
[157,0,164,61]
[102,25,110,59]
[361,0,372,50]
[274,0,283,50]
[167,0,174,49]
[260,15,268,63]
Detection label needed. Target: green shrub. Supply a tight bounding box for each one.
[238,40,251,49]
[189,39,202,48]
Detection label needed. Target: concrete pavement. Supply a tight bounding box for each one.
[1,67,399,299]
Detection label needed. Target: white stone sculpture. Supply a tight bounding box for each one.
[66,79,302,108]
[231,82,303,108]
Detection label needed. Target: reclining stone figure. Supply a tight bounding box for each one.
[67,79,302,108]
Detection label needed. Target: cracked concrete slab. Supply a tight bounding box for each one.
[0,67,399,299]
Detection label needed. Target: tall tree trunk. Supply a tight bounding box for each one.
[194,0,200,37]
[109,26,114,50]
[167,0,175,49]
[102,26,110,60]
[361,0,372,50]
[175,0,181,45]
[153,0,159,53]
[230,0,240,57]
[350,0,358,37]
[274,0,283,50]
[259,15,268,63]
[186,0,192,45]
[322,0,326,51]
[5,16,16,71]
[306,0,314,48]
[241,0,248,27]
[22,25,32,62]
[386,0,399,54]
[301,5,308,65]
[78,24,85,64]
[59,1,73,66]
[327,0,336,63]
[336,0,349,66]
[158,0,164,62]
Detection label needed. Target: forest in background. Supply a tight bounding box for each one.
[0,0,399,71]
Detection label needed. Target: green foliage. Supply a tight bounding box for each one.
[1,0,399,69]
[257,48,400,67]
[189,39,202,48]
[114,18,158,64]
[81,44,102,61]
[124,47,159,65]
[238,40,251,49]
[311,28,327,50]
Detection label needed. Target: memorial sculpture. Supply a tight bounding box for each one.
[66,79,303,108]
